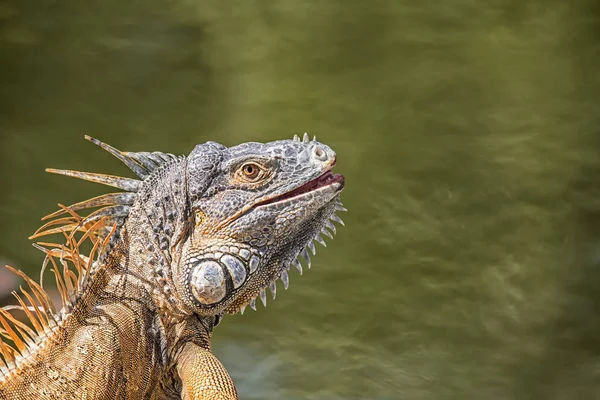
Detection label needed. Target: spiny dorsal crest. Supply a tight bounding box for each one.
[0,136,178,376]
[39,136,180,227]
[0,213,117,376]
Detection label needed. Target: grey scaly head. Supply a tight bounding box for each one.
[40,133,345,319]
[173,133,346,316]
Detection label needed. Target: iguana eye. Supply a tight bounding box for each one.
[239,163,263,182]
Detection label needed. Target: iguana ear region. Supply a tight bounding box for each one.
[189,260,228,304]
[184,246,258,308]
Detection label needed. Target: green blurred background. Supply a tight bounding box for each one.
[2,1,600,399]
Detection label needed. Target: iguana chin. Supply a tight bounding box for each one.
[0,134,345,399]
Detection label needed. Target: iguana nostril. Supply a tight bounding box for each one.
[313,146,327,161]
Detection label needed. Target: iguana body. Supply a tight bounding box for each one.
[0,134,345,399]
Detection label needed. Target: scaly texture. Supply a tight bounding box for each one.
[0,134,345,399]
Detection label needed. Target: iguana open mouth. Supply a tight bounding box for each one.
[256,169,345,207]
[217,156,344,230]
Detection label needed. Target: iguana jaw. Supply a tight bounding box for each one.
[254,170,344,208]
[224,194,346,315]
[183,186,346,315]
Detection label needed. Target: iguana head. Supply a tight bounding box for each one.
[40,134,345,318]
[174,134,345,315]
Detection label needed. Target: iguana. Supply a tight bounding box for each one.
[0,134,345,399]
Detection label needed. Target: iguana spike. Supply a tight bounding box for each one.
[61,232,84,278]
[0,342,11,370]
[12,291,43,335]
[57,251,76,302]
[31,216,78,239]
[259,288,267,307]
[293,134,300,142]
[18,286,49,331]
[292,258,303,275]
[45,168,141,192]
[34,241,63,248]
[0,309,28,354]
[307,241,316,255]
[100,221,119,250]
[5,266,56,317]
[335,203,347,212]
[154,152,175,163]
[314,234,327,247]
[55,206,104,245]
[300,248,311,268]
[65,270,78,297]
[280,270,289,290]
[47,256,71,309]
[0,339,16,367]
[302,133,310,143]
[52,268,69,310]
[42,192,136,221]
[124,152,161,170]
[75,217,108,248]
[32,207,124,242]
[30,223,81,240]
[3,297,37,341]
[124,151,178,171]
[330,214,345,226]
[85,136,150,178]
[325,220,336,235]
[79,205,130,227]
[33,245,67,261]
[5,265,57,323]
[86,226,104,272]
[62,231,90,294]
[321,227,334,239]
[36,245,52,287]
[39,203,89,244]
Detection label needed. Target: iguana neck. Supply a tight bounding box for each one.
[95,226,216,357]
[86,156,219,357]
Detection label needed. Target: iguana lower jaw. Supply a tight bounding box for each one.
[223,195,347,315]
[184,191,346,316]
[179,178,346,316]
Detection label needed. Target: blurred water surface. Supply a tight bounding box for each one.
[2,1,600,399]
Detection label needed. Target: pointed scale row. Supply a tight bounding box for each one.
[292,133,318,143]
[239,206,346,315]
[40,136,179,225]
